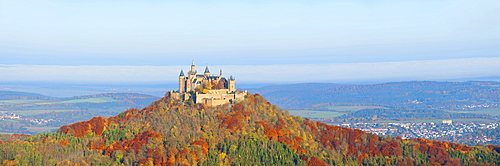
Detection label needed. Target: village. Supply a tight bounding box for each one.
[342,121,499,145]
[0,111,56,125]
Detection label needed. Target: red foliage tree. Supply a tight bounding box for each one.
[367,134,380,156]
[380,140,402,157]
[256,121,280,140]
[307,156,328,166]
[59,116,108,137]
[104,129,162,155]
[88,138,106,150]
[219,103,251,132]
[191,137,209,154]
[60,140,69,146]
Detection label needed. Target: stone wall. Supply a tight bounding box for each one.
[168,90,247,106]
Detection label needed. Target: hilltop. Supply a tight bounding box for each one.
[0,93,499,165]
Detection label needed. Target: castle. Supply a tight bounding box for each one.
[168,61,246,106]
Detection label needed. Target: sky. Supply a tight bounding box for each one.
[1,0,499,85]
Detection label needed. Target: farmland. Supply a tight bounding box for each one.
[288,110,343,119]
[324,106,388,112]
[0,90,159,134]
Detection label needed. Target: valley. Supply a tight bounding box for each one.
[0,90,160,134]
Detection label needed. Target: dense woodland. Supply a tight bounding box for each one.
[0,94,499,165]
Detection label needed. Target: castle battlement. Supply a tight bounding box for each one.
[168,61,246,106]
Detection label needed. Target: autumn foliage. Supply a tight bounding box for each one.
[218,103,251,132]
[0,93,498,165]
[308,156,329,166]
[59,116,108,137]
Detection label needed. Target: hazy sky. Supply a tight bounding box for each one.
[1,0,499,84]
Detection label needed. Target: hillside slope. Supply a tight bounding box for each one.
[0,93,499,165]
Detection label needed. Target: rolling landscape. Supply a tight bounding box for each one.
[0,93,499,165]
[0,90,159,134]
[251,81,500,146]
[251,81,500,123]
[2,0,500,165]
[2,81,500,147]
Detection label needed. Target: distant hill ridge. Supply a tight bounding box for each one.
[0,90,157,100]
[0,92,499,165]
[251,81,500,109]
[0,90,50,100]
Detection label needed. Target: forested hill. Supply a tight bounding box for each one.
[250,81,500,109]
[1,93,499,165]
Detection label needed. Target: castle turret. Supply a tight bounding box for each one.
[179,69,186,93]
[204,66,210,77]
[228,75,236,92]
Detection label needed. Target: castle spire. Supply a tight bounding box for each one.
[219,69,223,76]
[204,66,210,73]
[190,61,196,75]
[204,65,210,77]
[179,69,185,76]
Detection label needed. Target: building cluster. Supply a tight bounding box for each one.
[435,103,500,110]
[1,111,56,124]
[343,122,499,144]
[0,111,21,120]
[168,62,246,106]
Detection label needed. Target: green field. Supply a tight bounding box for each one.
[0,97,117,106]
[0,97,117,116]
[325,106,388,112]
[447,108,500,116]
[0,119,18,123]
[12,109,77,116]
[0,99,44,105]
[36,97,117,105]
[288,110,344,119]
[24,127,59,133]
[55,97,117,104]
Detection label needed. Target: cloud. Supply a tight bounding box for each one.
[1,57,499,84]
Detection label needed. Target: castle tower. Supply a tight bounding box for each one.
[189,61,197,77]
[187,61,196,91]
[204,66,210,77]
[228,75,236,92]
[179,69,186,93]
